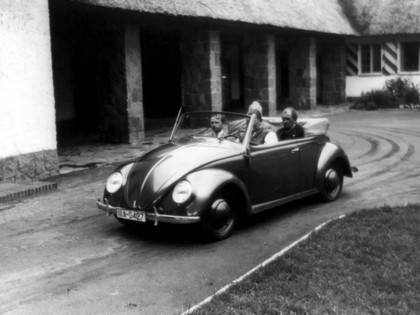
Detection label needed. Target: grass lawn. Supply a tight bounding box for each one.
[189,205,420,315]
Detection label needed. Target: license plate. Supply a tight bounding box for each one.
[117,209,146,222]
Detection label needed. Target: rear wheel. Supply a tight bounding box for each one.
[199,192,237,241]
[319,163,343,202]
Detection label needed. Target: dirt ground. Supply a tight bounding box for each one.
[0,109,419,315]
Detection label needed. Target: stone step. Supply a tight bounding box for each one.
[0,181,58,203]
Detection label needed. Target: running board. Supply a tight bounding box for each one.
[251,189,318,214]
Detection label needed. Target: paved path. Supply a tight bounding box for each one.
[0,109,419,315]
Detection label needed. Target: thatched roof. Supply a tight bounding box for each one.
[341,0,420,35]
[70,0,357,35]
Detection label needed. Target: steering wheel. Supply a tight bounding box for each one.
[223,133,240,142]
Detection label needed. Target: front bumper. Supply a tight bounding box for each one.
[96,199,200,225]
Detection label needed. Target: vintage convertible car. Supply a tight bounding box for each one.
[97,110,354,241]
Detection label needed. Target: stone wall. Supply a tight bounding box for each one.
[243,34,277,116]
[181,30,222,111]
[0,150,59,182]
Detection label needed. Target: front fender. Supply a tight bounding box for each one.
[186,169,251,217]
[103,161,135,207]
[316,143,353,188]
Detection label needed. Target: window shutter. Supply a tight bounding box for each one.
[382,42,398,75]
[346,44,358,76]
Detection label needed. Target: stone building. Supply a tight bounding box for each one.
[1,0,418,181]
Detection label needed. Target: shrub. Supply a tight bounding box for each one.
[385,77,420,105]
[351,90,390,110]
[365,101,378,111]
[351,77,420,110]
[349,102,365,110]
[405,88,420,104]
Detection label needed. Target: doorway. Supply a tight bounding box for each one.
[316,51,324,104]
[50,4,117,147]
[221,34,244,112]
[276,50,290,110]
[141,28,182,121]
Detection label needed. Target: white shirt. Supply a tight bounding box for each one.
[214,129,227,138]
[264,131,278,144]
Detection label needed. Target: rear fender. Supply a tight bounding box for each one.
[185,169,251,217]
[316,143,353,189]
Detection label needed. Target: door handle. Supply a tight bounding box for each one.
[291,147,300,153]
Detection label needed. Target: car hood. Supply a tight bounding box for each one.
[125,142,240,210]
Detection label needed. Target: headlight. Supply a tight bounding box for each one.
[172,180,192,204]
[106,172,123,193]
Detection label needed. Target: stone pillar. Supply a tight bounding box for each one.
[124,24,144,143]
[243,34,277,116]
[320,42,346,104]
[181,30,222,111]
[98,23,144,144]
[290,38,317,109]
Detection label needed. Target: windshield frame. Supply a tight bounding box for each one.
[169,111,254,148]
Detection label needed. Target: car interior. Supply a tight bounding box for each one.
[263,117,329,138]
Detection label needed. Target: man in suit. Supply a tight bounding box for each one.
[276,107,304,140]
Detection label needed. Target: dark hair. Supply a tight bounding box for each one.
[211,113,225,123]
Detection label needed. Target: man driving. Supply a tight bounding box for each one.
[210,114,227,138]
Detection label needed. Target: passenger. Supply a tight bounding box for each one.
[232,100,272,142]
[250,111,277,145]
[228,100,272,142]
[210,114,227,138]
[247,100,272,131]
[276,107,304,140]
[247,101,263,116]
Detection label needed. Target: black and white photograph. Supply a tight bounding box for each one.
[1,0,419,314]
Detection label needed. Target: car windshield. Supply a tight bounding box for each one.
[171,112,250,144]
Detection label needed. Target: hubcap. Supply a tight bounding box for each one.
[325,169,339,192]
[210,198,231,228]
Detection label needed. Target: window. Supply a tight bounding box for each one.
[361,44,381,73]
[401,42,419,72]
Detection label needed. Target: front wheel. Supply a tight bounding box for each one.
[319,163,343,202]
[199,192,237,241]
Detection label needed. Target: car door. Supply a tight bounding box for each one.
[298,137,324,191]
[244,141,301,205]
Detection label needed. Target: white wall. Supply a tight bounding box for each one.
[346,74,420,97]
[0,0,56,159]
